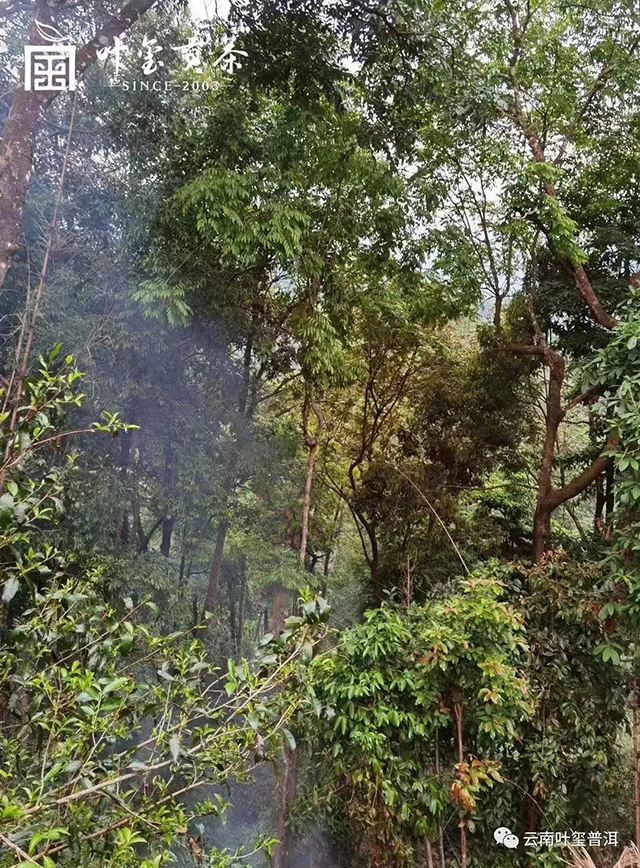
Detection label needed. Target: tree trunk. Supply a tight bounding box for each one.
[509,344,615,563]
[160,441,176,557]
[299,399,324,569]
[160,517,176,557]
[633,681,640,852]
[237,556,246,655]
[322,550,330,596]
[605,462,615,519]
[435,730,445,868]
[202,329,255,617]
[203,518,229,615]
[119,510,130,544]
[273,743,299,868]
[368,526,381,600]
[228,597,237,654]
[132,495,146,551]
[594,471,606,531]
[454,703,467,868]
[118,403,135,543]
[270,582,289,636]
[300,438,319,570]
[423,839,435,868]
[191,592,198,628]
[0,69,48,291]
[0,0,159,292]
[532,501,552,564]
[531,349,564,563]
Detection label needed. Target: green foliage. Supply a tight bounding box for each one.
[5,0,640,862]
[305,575,531,864]
[0,359,329,867]
[513,557,629,832]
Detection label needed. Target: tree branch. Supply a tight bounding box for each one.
[561,384,603,418]
[548,433,618,509]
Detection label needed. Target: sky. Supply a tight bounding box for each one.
[188,0,230,21]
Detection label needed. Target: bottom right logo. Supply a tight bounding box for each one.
[494,827,520,849]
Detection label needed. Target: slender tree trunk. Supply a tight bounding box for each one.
[191,592,198,628]
[299,399,324,569]
[119,509,130,544]
[203,518,229,614]
[633,680,640,851]
[368,526,381,600]
[453,703,467,868]
[605,462,615,519]
[130,442,163,552]
[594,471,606,531]
[506,218,617,563]
[300,439,319,569]
[322,550,330,595]
[237,556,246,654]
[131,441,147,552]
[118,404,135,542]
[160,517,176,557]
[424,839,435,868]
[0,0,159,293]
[179,523,188,575]
[202,329,255,615]
[229,597,237,653]
[270,582,288,636]
[160,441,176,557]
[0,89,77,495]
[532,350,564,563]
[435,730,445,868]
[273,743,299,868]
[132,494,145,550]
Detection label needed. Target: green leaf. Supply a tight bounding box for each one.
[103,677,129,695]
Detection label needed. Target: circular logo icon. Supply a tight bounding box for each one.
[494,827,511,844]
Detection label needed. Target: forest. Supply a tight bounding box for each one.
[1,0,640,866]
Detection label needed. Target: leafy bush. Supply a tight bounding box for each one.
[0,354,328,867]
[303,575,531,866]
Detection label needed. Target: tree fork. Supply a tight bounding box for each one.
[506,341,617,561]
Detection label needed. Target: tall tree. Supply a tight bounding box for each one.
[0,0,160,291]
